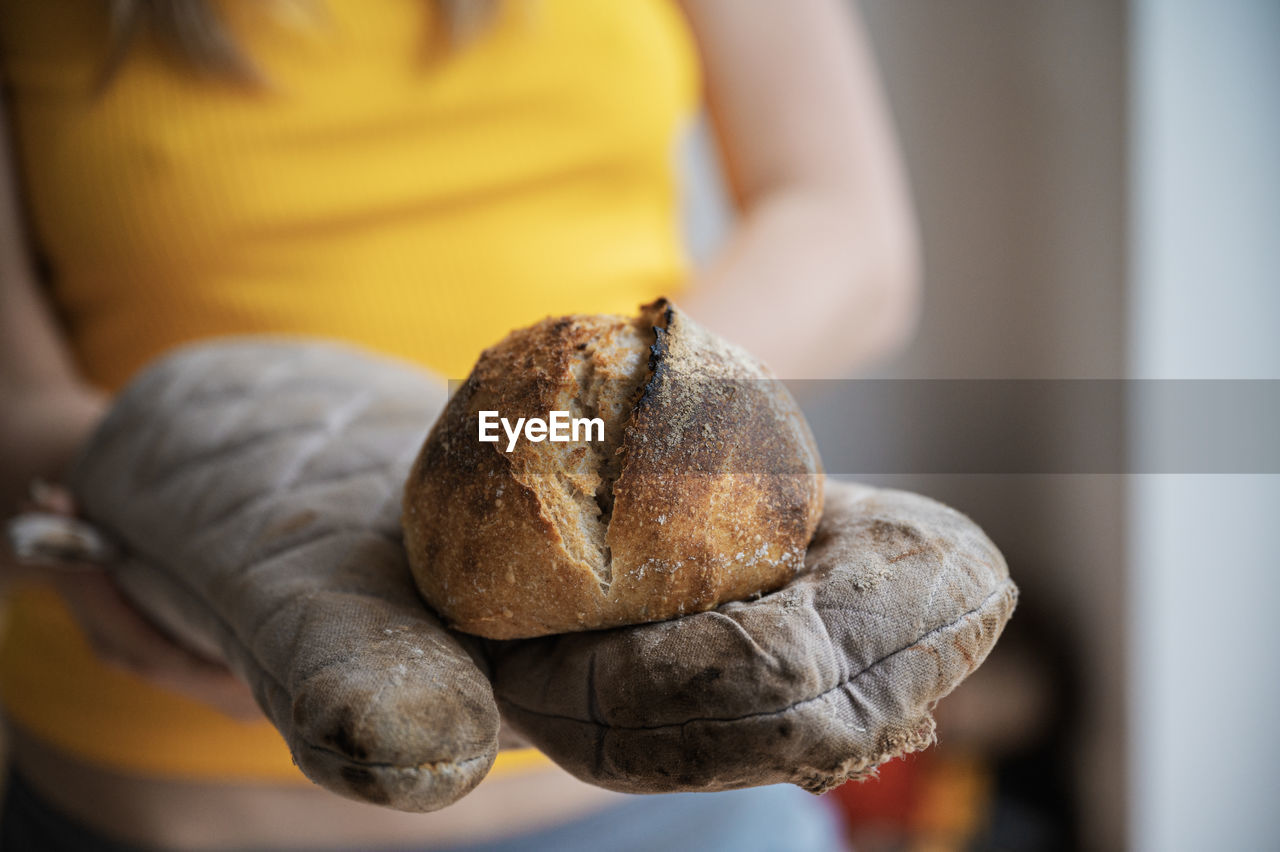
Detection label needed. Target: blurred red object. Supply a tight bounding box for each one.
[828,749,992,852]
[831,754,920,828]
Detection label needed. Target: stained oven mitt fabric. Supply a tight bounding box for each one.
[68,340,500,812]
[487,480,1017,794]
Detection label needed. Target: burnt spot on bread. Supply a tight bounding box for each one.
[633,298,674,421]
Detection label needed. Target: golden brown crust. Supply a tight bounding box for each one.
[402,299,824,638]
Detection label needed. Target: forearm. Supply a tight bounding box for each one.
[675,0,919,378]
[681,187,920,379]
[0,382,107,511]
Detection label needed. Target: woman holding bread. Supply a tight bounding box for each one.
[0,0,919,849]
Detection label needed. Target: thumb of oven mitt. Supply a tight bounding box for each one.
[67,340,499,811]
[488,480,1018,794]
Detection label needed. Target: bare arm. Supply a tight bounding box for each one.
[676,0,921,378]
[0,92,106,512]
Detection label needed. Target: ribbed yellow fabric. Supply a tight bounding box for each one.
[0,0,698,780]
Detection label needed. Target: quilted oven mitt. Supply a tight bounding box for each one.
[488,480,1017,793]
[62,338,1016,810]
[67,339,499,812]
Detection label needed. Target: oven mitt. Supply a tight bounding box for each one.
[67,339,500,812]
[487,480,1018,794]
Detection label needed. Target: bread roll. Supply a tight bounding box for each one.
[402,299,823,639]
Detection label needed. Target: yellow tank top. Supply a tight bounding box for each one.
[0,0,698,781]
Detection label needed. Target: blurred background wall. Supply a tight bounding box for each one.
[1128,1,1280,850]
[681,1,1278,849]
[853,3,1128,847]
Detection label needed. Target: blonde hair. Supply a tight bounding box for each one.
[101,0,498,86]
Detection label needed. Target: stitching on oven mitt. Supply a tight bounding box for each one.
[69,339,499,812]
[487,480,1017,794]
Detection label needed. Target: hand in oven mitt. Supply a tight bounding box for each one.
[65,340,499,812]
[55,338,1015,810]
[487,480,1017,794]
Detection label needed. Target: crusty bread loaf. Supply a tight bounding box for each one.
[402,299,823,639]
